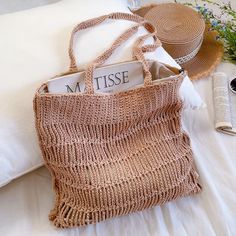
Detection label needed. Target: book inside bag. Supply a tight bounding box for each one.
[47,60,179,94]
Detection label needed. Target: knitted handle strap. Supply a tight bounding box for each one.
[132,31,162,85]
[84,21,161,93]
[68,12,161,93]
[69,12,145,71]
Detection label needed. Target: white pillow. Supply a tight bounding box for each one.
[0,0,204,187]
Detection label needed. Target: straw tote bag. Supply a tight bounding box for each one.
[33,13,202,228]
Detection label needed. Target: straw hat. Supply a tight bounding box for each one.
[134,3,224,80]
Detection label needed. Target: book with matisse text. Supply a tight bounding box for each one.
[48,61,144,94]
[47,60,177,95]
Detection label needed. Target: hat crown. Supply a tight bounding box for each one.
[145,3,205,44]
[137,2,223,80]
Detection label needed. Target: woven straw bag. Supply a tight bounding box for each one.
[33,13,201,228]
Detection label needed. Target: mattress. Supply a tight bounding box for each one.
[0,62,236,236]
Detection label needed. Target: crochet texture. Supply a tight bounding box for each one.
[34,73,201,227]
[33,12,201,228]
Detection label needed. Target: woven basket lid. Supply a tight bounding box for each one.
[144,3,205,44]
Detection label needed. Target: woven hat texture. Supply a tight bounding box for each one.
[34,12,201,228]
[134,3,223,80]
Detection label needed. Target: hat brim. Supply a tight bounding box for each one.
[180,29,223,80]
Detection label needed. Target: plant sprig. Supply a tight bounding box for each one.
[175,0,236,62]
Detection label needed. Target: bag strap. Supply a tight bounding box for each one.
[69,12,147,71]
[68,12,162,94]
[85,23,161,93]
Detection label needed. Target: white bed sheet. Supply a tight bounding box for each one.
[0,62,236,236]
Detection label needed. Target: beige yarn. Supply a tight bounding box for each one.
[33,13,201,228]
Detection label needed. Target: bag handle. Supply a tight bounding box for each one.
[84,23,161,93]
[69,12,146,71]
[68,12,161,94]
